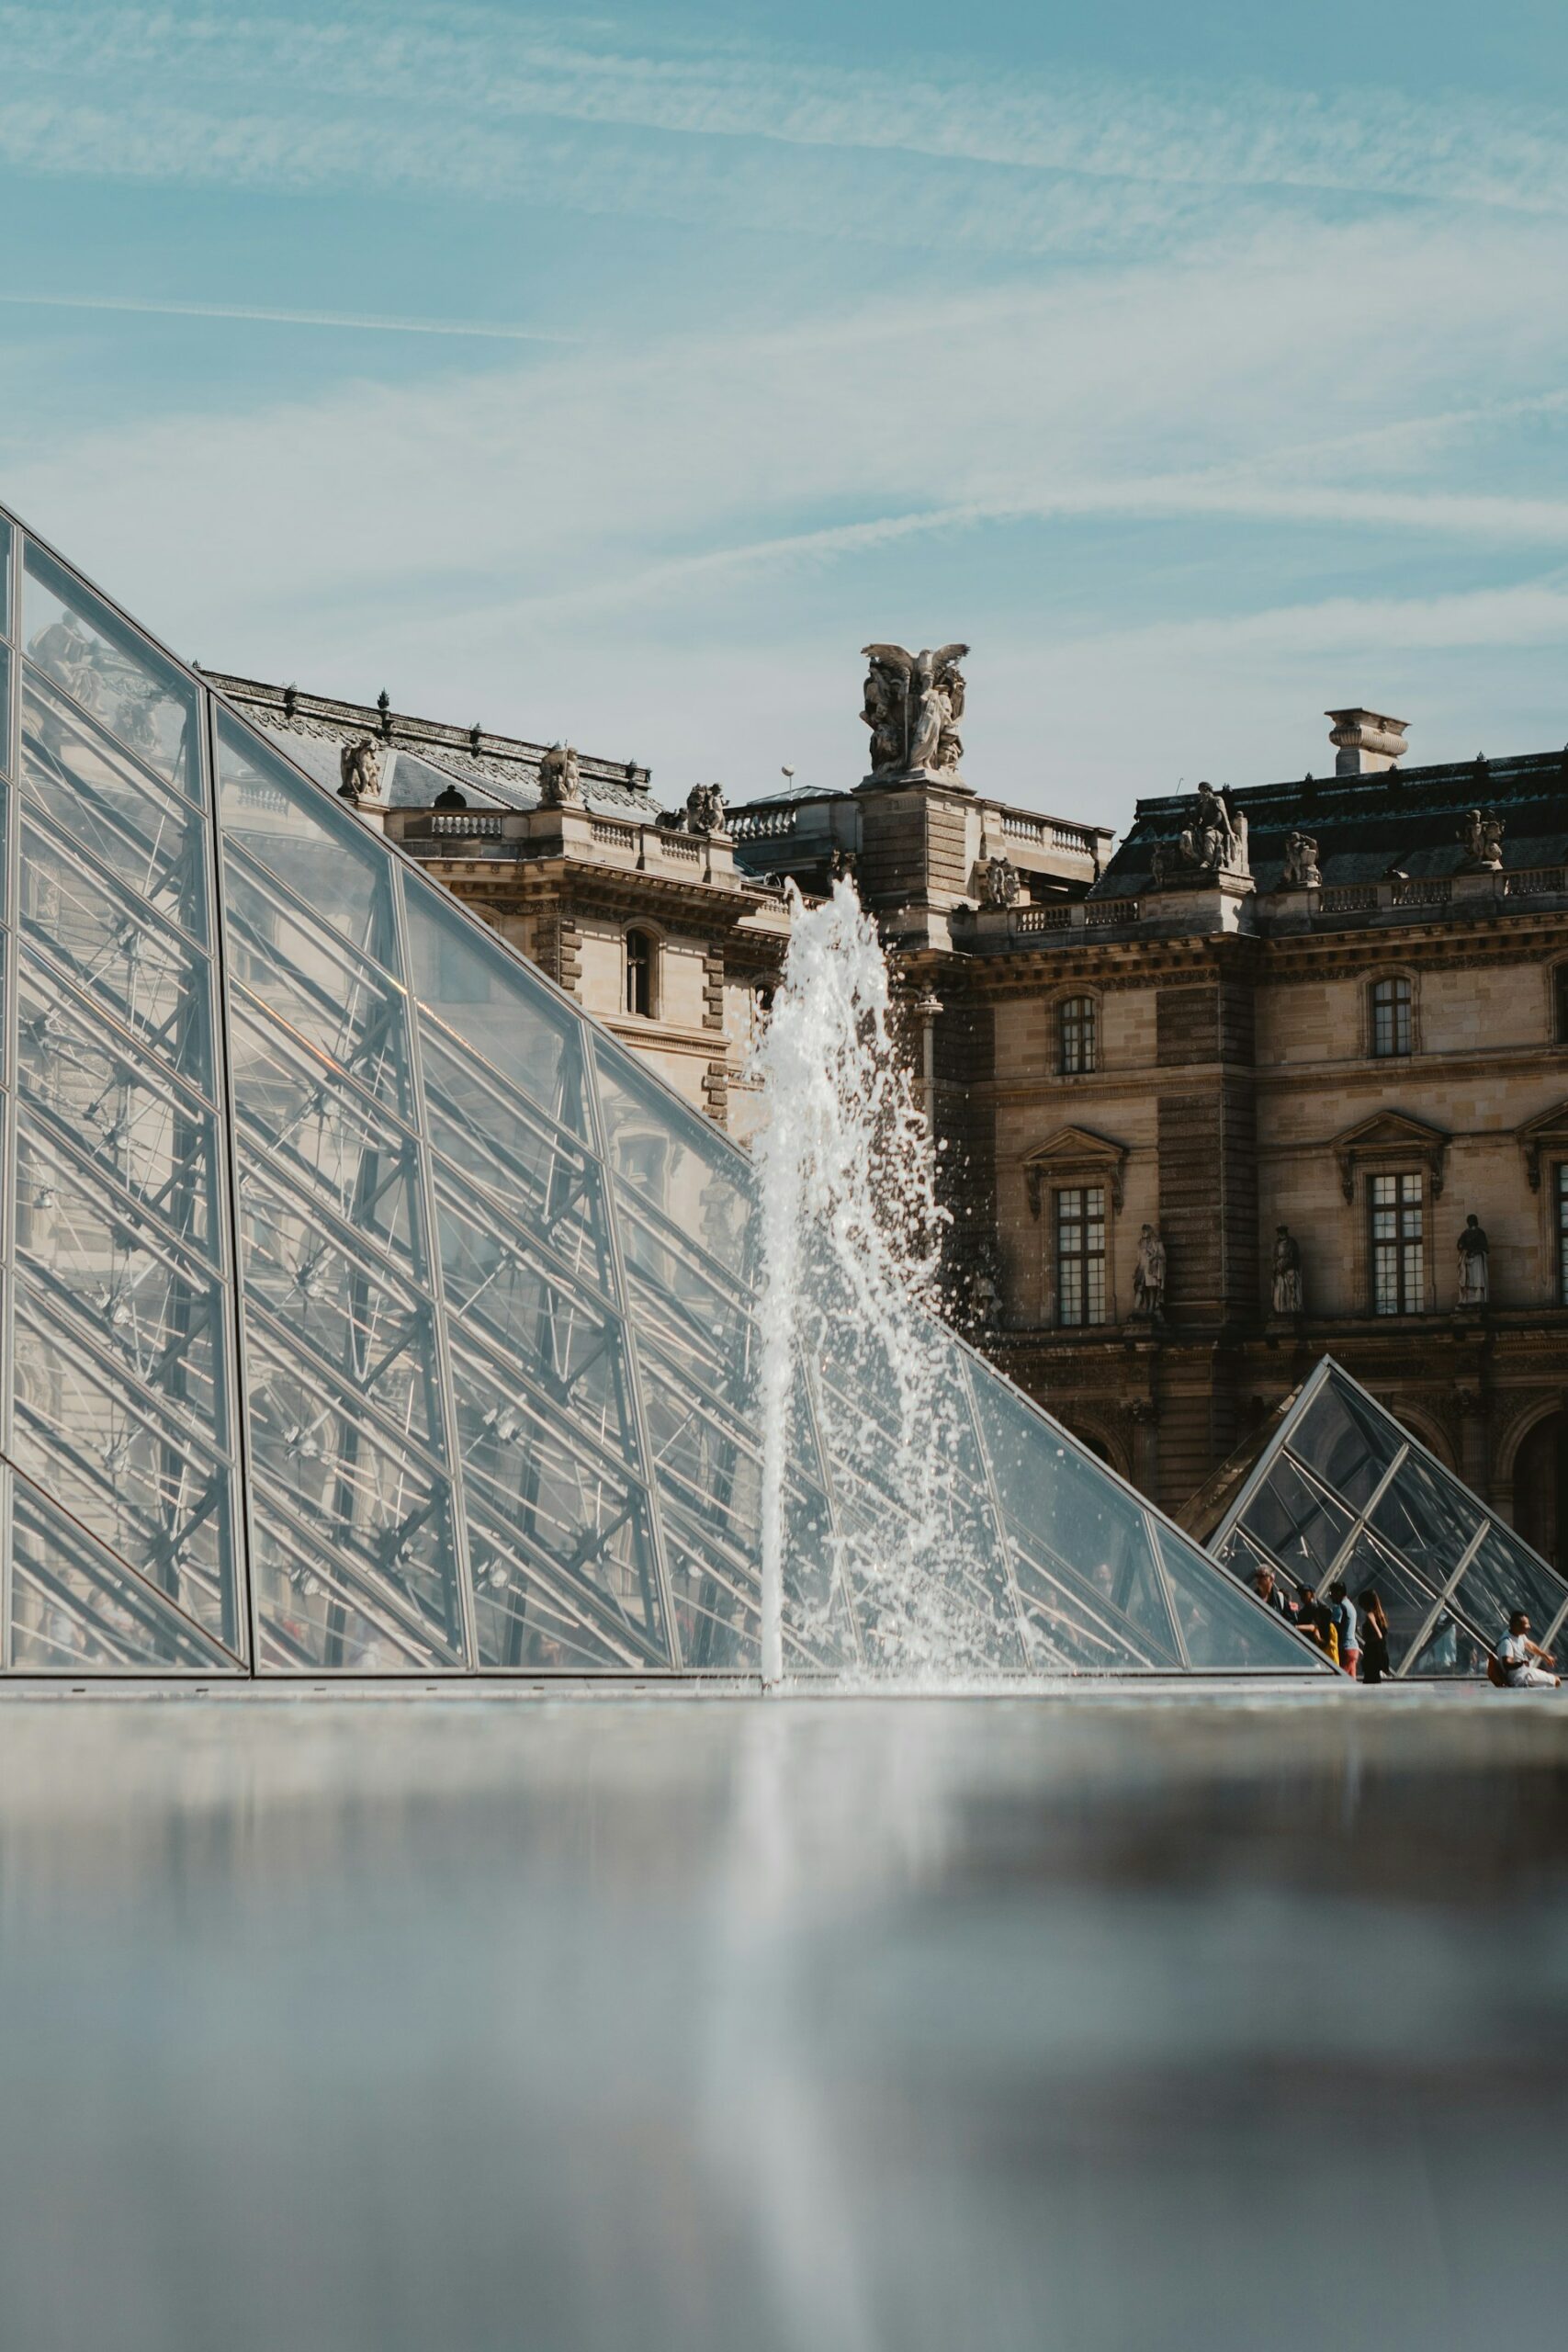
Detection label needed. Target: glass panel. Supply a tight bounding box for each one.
[1368,1443,1483,1586]
[405,882,591,1143]
[244,1328,464,1668]
[0,644,10,782]
[222,851,412,1118]
[660,1504,761,1673]
[9,1474,236,1673]
[422,1025,614,1300]
[449,1342,668,1668]
[1452,1524,1566,1656]
[1155,1525,1329,1671]
[16,1114,231,1451]
[23,542,201,799]
[0,512,11,637]
[466,1500,666,1673]
[18,813,215,1095]
[1008,1532,1168,1672]
[21,668,209,945]
[236,1161,445,1455]
[434,1171,640,1465]
[1333,1531,1446,1675]
[1291,1371,1403,1511]
[593,1038,756,1281]
[11,1294,238,1647]
[1238,1453,1358,1586]
[617,1198,756,1419]
[216,710,396,963]
[229,998,424,1277]
[15,954,220,1260]
[1406,1610,1489,1679]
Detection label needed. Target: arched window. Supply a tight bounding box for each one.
[1058,995,1097,1074]
[1370,975,1411,1058]
[626,928,655,1019]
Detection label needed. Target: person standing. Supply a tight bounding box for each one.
[1250,1564,1291,1617]
[1495,1611,1560,1689]
[1357,1589,1391,1684]
[1328,1581,1359,1681]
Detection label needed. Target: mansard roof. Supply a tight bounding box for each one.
[1095,745,1568,900]
[202,672,657,820]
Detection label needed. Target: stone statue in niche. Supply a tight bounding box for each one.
[1133,1224,1168,1321]
[1280,830,1321,889]
[538,741,582,808]
[1457,808,1505,870]
[1150,781,1250,885]
[683,781,728,835]
[338,736,382,801]
[1456,1213,1490,1305]
[860,642,969,778]
[983,854,1021,908]
[1270,1225,1303,1315]
[965,1249,1004,1330]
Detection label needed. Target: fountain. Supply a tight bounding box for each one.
[748,879,1018,1686]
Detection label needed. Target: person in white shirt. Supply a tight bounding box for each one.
[1495,1611,1560,1689]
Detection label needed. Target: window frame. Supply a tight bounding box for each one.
[624,925,658,1021]
[1369,973,1414,1059]
[1557,1162,1568,1307]
[1057,993,1098,1077]
[1055,1182,1108,1329]
[1370,1170,1426,1316]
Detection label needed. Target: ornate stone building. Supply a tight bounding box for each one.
[730,685,1568,1567]
[205,673,793,1137]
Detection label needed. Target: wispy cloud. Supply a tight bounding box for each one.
[0,290,577,341]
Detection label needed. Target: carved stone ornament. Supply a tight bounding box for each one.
[860,642,969,780]
[683,781,728,835]
[1022,1125,1129,1219]
[538,741,582,808]
[338,736,382,801]
[1332,1108,1449,1204]
[1456,807,1505,870]
[983,854,1021,908]
[1517,1098,1568,1192]
[1149,782,1250,886]
[1280,830,1321,889]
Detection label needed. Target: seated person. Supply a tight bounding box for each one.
[1495,1611,1560,1690]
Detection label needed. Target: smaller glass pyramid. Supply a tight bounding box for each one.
[1205,1357,1568,1678]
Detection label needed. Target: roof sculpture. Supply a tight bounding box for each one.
[0,500,1326,1679]
[1203,1358,1568,1677]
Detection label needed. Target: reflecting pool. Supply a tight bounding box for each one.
[1,1693,1565,2351]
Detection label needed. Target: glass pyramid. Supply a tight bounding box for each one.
[0,503,1326,1679]
[1207,1356,1568,1678]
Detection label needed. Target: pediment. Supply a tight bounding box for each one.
[1517,1098,1568,1189]
[1332,1109,1450,1201]
[1022,1125,1129,1215]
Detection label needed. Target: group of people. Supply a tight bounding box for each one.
[1249,1563,1560,1685]
[1250,1566,1382,1678]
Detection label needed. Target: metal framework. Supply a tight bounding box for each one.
[1210,1356,1568,1677]
[0,501,1329,1680]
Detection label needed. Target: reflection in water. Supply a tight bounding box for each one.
[1,1694,1566,2351]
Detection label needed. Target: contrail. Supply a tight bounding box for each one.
[0,290,581,342]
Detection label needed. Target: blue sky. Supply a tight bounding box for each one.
[3,2,1567,833]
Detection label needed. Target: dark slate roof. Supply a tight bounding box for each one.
[202,673,656,820]
[1094,747,1568,899]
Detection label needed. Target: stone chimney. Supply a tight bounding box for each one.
[1326,707,1408,776]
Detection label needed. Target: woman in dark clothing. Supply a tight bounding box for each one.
[1358,1588,1392,1684]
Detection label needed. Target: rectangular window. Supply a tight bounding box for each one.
[1056,1185,1107,1328]
[1371,1172,1424,1315]
[1371,977,1411,1057]
[1558,1165,1568,1306]
[1060,998,1097,1075]
[1555,969,1568,1046]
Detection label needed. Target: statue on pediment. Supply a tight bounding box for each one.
[983,855,1021,908]
[861,642,968,778]
[1280,830,1321,889]
[1457,808,1504,870]
[1457,1214,1490,1305]
[1133,1224,1168,1321]
[538,741,582,808]
[683,781,728,835]
[338,736,382,801]
[1150,782,1250,885]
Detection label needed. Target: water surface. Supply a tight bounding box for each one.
[1,1692,1564,2351]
